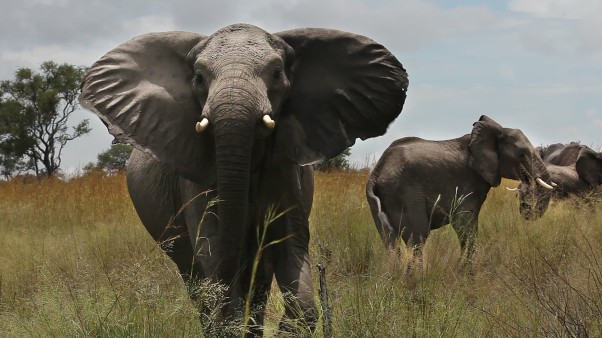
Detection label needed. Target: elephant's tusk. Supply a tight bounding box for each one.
[536,177,554,190]
[263,115,275,129]
[551,181,558,187]
[195,118,209,133]
[506,187,519,191]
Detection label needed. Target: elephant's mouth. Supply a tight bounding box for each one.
[517,165,552,220]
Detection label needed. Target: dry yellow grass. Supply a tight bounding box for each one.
[1,172,601,337]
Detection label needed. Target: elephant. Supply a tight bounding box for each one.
[79,23,408,336]
[538,142,584,165]
[535,143,602,198]
[366,115,553,261]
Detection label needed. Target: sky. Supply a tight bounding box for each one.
[1,0,601,173]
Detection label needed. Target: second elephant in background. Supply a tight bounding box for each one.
[366,115,554,260]
[538,143,602,197]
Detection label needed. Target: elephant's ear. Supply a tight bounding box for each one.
[469,115,503,187]
[274,28,408,164]
[576,147,602,186]
[79,31,212,184]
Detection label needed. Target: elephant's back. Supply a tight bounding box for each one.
[370,136,469,188]
[545,143,584,165]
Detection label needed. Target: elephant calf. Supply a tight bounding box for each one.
[366,115,554,259]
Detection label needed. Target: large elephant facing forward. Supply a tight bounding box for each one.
[80,24,408,336]
[366,116,553,260]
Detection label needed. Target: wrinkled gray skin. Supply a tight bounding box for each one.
[537,143,602,197]
[80,24,408,336]
[538,142,583,165]
[366,116,551,260]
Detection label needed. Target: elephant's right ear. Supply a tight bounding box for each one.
[576,147,602,186]
[469,115,504,186]
[79,31,213,184]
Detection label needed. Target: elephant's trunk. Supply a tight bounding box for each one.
[210,95,257,319]
[213,119,253,274]
[518,158,552,220]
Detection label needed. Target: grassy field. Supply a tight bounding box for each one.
[1,171,601,337]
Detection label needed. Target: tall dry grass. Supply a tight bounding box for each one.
[1,171,601,337]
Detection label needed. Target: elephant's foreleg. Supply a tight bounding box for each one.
[240,234,275,337]
[275,252,317,334]
[451,211,478,265]
[179,180,241,332]
[272,215,317,334]
[127,150,206,297]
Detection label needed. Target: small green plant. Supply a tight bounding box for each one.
[242,205,293,337]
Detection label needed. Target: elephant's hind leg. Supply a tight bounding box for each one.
[396,194,432,270]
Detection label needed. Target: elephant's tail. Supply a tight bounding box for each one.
[366,178,395,245]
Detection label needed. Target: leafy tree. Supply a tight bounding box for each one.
[314,148,351,172]
[0,97,35,179]
[0,61,90,177]
[85,144,133,175]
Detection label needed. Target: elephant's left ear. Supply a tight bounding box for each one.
[469,115,503,187]
[274,28,408,164]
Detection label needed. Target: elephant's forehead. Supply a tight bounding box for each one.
[203,26,277,63]
[504,128,527,140]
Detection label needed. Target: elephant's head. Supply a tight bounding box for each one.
[576,147,602,187]
[469,115,552,220]
[80,24,407,287]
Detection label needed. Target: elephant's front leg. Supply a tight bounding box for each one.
[272,215,317,334]
[450,209,479,266]
[240,217,276,337]
[258,163,317,334]
[179,180,240,333]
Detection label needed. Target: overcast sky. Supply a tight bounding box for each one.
[1,0,601,172]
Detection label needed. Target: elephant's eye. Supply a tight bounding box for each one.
[272,68,282,80]
[194,72,204,84]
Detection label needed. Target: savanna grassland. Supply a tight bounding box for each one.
[1,171,601,337]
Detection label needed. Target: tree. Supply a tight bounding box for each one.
[314,148,351,172]
[85,144,133,175]
[0,61,90,177]
[0,97,35,179]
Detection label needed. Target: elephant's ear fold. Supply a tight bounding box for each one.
[79,31,212,184]
[469,115,503,187]
[274,28,408,165]
[576,147,602,186]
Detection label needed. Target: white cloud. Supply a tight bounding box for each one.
[1,0,601,170]
[121,15,177,35]
[497,64,519,81]
[509,0,602,19]
[508,0,602,56]
[576,14,602,53]
[244,0,498,52]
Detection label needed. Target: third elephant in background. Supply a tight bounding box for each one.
[537,142,602,198]
[366,115,554,261]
